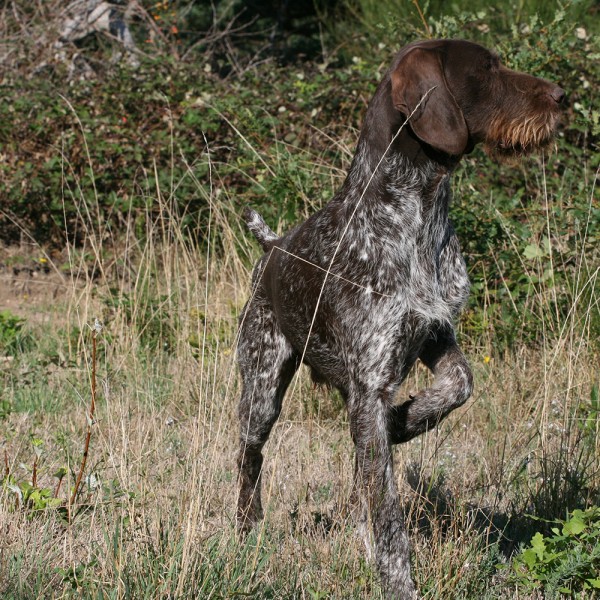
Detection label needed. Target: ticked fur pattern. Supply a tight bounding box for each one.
[236,39,564,599]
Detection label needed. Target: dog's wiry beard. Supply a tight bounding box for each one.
[483,111,560,163]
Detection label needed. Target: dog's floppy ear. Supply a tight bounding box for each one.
[390,46,468,156]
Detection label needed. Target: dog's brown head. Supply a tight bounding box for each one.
[389,39,565,160]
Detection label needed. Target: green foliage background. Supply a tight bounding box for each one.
[0,0,598,350]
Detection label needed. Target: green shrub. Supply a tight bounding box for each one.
[0,310,28,355]
[510,507,600,597]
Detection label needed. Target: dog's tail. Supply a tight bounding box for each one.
[243,207,278,252]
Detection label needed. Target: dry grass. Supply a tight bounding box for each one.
[0,151,598,599]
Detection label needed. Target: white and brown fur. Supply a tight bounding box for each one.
[236,39,564,598]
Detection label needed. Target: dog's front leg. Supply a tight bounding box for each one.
[348,392,417,599]
[387,327,473,445]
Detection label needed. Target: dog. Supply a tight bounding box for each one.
[236,39,564,598]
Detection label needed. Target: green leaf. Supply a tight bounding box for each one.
[53,467,67,479]
[523,244,545,259]
[563,516,586,536]
[45,497,64,509]
[521,548,538,569]
[531,532,546,559]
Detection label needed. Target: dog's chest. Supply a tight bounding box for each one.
[316,191,469,323]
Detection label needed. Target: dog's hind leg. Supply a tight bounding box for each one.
[236,298,299,532]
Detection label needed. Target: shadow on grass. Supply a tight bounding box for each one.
[403,455,600,559]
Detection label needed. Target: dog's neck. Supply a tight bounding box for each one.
[329,145,452,261]
[339,111,456,217]
[340,77,461,196]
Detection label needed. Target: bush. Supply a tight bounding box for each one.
[0,311,29,356]
[510,507,600,597]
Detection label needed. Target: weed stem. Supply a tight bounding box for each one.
[69,323,99,514]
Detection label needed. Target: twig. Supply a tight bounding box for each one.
[32,454,38,488]
[54,473,65,499]
[130,0,179,60]
[412,0,431,37]
[69,318,102,512]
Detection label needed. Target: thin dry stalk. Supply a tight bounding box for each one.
[54,472,65,499]
[69,320,101,513]
[31,454,38,488]
[412,0,431,37]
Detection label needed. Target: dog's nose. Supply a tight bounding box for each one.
[550,86,566,105]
